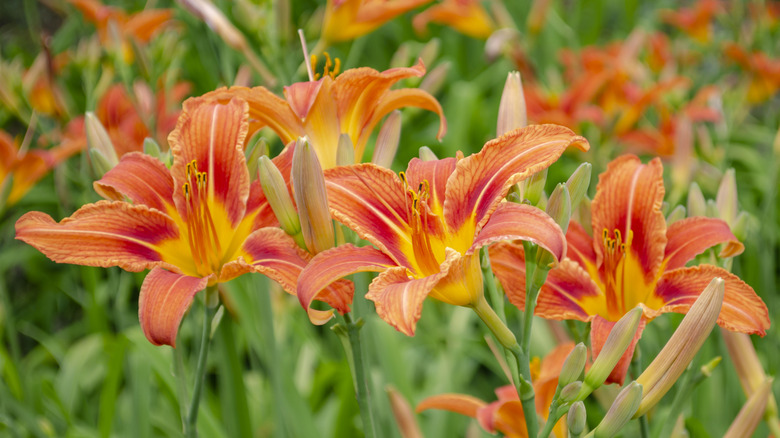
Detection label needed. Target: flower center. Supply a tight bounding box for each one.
[400,171,442,276]
[602,227,633,318]
[310,52,341,80]
[182,159,223,277]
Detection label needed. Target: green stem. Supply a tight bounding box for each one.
[631,349,649,438]
[521,242,538,355]
[184,286,218,438]
[344,312,377,438]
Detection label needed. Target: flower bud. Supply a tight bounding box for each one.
[497,71,527,136]
[566,163,592,211]
[245,137,269,180]
[716,168,738,226]
[143,137,162,159]
[687,182,706,217]
[257,155,305,249]
[88,148,114,179]
[389,44,411,69]
[593,381,643,438]
[419,39,440,68]
[730,211,752,242]
[724,378,773,438]
[545,183,571,234]
[580,307,643,399]
[706,199,718,218]
[336,133,355,166]
[85,112,118,175]
[558,343,587,388]
[372,111,401,168]
[292,138,334,254]
[418,146,438,161]
[666,205,686,225]
[568,401,587,437]
[634,278,725,417]
[419,62,450,96]
[522,168,547,207]
[559,381,583,403]
[527,0,553,36]
[387,385,423,438]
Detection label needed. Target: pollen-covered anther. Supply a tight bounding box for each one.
[311,52,341,80]
[602,228,633,317]
[182,159,223,277]
[400,172,439,276]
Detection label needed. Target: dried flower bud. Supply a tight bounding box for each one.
[581,307,643,398]
[558,343,587,388]
[634,278,725,417]
[292,138,334,254]
[372,111,401,168]
[336,133,355,166]
[593,381,643,438]
[687,182,706,217]
[497,71,527,136]
[568,401,587,437]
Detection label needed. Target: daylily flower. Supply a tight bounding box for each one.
[297,124,587,333]
[205,60,446,169]
[724,43,780,103]
[321,0,434,44]
[490,155,769,384]
[69,0,173,45]
[15,96,351,347]
[416,342,575,438]
[522,78,604,131]
[661,0,723,44]
[0,130,82,208]
[413,0,497,39]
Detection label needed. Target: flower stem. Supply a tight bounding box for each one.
[630,349,650,438]
[184,285,218,438]
[343,312,378,438]
[521,241,540,355]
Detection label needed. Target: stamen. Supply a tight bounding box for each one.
[602,228,634,318]
[181,159,223,276]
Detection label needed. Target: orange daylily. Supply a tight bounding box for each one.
[413,0,497,39]
[523,79,605,131]
[416,342,575,438]
[69,0,173,44]
[661,0,722,44]
[206,60,446,169]
[490,155,770,384]
[321,0,434,44]
[15,96,350,347]
[0,130,82,208]
[297,125,587,333]
[724,43,780,103]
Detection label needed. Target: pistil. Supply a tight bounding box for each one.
[183,160,223,277]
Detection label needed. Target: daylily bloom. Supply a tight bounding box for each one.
[416,342,575,438]
[724,43,780,103]
[69,0,173,45]
[490,155,769,384]
[321,0,434,44]
[661,0,723,44]
[298,124,587,333]
[0,129,82,208]
[205,60,446,169]
[15,96,350,346]
[413,0,497,39]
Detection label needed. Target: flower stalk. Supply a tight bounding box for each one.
[184,285,219,438]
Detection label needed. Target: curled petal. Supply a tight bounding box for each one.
[169,96,250,226]
[590,315,647,385]
[591,155,667,282]
[284,80,325,120]
[664,216,744,270]
[654,265,769,336]
[123,9,173,42]
[364,88,447,148]
[139,268,208,347]
[471,202,566,262]
[298,244,395,325]
[416,393,486,418]
[444,125,588,235]
[94,152,174,213]
[15,201,180,272]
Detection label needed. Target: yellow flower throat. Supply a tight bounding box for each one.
[182,160,223,277]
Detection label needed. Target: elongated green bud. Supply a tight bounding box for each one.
[86,112,118,176]
[580,308,643,399]
[497,71,527,136]
[730,211,752,242]
[419,62,450,96]
[723,378,773,438]
[559,381,583,403]
[143,137,162,159]
[257,156,305,249]
[687,182,706,217]
[593,381,643,438]
[545,183,571,234]
[558,343,587,388]
[336,133,355,166]
[666,205,686,225]
[419,39,440,68]
[88,148,114,179]
[372,111,401,168]
[292,138,334,254]
[245,137,269,180]
[566,162,592,211]
[522,168,547,207]
[716,168,737,226]
[568,401,587,437]
[418,146,438,161]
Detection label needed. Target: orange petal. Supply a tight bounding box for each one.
[444,125,588,235]
[654,265,769,336]
[324,163,423,268]
[404,157,457,215]
[471,202,566,262]
[415,393,486,418]
[122,9,173,43]
[138,267,208,347]
[566,221,597,270]
[493,400,528,438]
[15,201,180,272]
[6,151,52,206]
[94,152,175,213]
[591,155,667,283]
[298,244,395,325]
[323,0,432,43]
[283,80,325,120]
[664,216,744,271]
[169,96,250,226]
[298,78,342,169]
[590,315,647,385]
[234,227,354,315]
[413,0,496,39]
